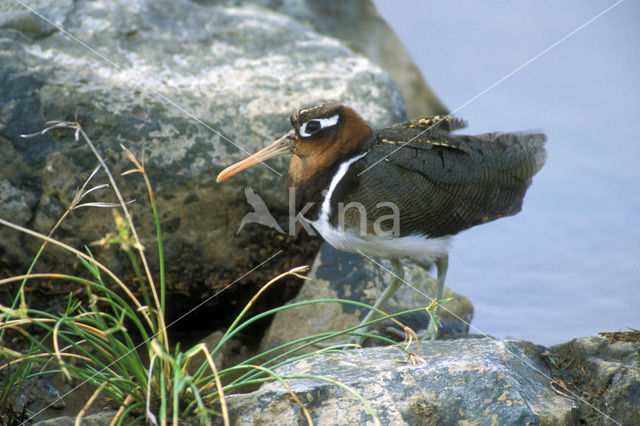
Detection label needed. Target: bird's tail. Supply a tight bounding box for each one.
[471,131,547,221]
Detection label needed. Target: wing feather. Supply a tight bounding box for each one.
[333,128,546,237]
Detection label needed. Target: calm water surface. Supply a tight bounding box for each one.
[374,0,639,345]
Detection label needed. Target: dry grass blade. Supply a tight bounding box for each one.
[110,393,134,426]
[20,120,78,139]
[70,317,110,341]
[68,165,105,210]
[189,344,229,426]
[0,352,93,370]
[382,315,420,352]
[150,338,170,377]
[75,201,129,209]
[120,144,154,204]
[145,353,159,426]
[400,324,420,352]
[0,273,85,288]
[75,380,109,426]
[1,317,107,342]
[53,321,72,381]
[248,266,310,305]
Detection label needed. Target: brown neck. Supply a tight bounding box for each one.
[287,160,345,221]
[288,141,372,221]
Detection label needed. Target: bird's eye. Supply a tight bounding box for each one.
[305,120,321,133]
[298,114,340,138]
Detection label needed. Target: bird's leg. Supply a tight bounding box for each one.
[424,254,449,340]
[359,259,404,329]
[313,259,405,350]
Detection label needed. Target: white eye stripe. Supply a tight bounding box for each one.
[299,114,340,137]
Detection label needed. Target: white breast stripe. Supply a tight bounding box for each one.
[309,151,451,265]
[319,152,367,225]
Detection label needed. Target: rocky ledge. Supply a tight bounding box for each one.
[221,334,638,425]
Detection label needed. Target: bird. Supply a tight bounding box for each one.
[217,103,546,342]
[236,186,284,235]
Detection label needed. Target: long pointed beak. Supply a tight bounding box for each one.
[216,131,294,182]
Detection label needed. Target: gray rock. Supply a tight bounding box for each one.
[547,334,640,426]
[0,0,406,293]
[247,0,449,118]
[260,242,474,357]
[8,374,65,415]
[0,0,73,39]
[33,411,117,426]
[224,338,578,425]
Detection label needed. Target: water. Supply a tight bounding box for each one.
[373,0,640,345]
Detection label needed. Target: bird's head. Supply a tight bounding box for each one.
[216,103,372,183]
